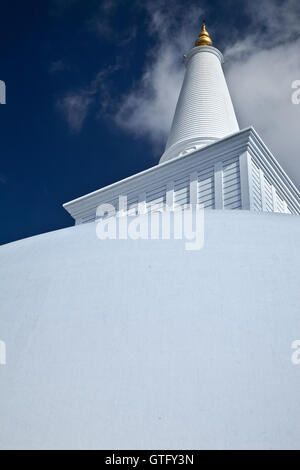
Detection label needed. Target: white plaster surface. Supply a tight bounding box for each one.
[161,47,239,163]
[0,210,299,450]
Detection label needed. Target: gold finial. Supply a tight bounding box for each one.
[195,22,213,47]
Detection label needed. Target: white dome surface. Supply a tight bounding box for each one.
[0,210,300,450]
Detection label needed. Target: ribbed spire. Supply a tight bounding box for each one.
[195,22,213,47]
[159,24,239,164]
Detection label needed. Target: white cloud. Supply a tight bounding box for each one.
[224,0,300,186]
[57,63,121,132]
[114,0,300,185]
[49,60,69,73]
[58,0,201,138]
[57,0,300,186]
[57,91,94,132]
[226,40,300,185]
[115,46,185,144]
[89,0,136,45]
[114,1,204,147]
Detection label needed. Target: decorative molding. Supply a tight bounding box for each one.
[184,46,224,66]
[239,152,254,211]
[248,129,299,214]
[63,127,300,224]
[214,162,224,209]
[189,172,198,205]
[271,185,278,212]
[259,169,267,211]
[166,181,174,209]
[138,192,146,215]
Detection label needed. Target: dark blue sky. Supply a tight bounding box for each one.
[0,0,270,245]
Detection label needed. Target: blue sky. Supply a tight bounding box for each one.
[0,0,299,245]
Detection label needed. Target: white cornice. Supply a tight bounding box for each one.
[184,45,224,66]
[63,128,250,209]
[63,127,300,221]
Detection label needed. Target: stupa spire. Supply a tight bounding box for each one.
[159,22,239,164]
[195,22,213,47]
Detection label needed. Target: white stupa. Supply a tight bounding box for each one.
[0,24,300,450]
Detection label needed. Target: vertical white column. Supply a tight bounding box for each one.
[138,192,146,214]
[239,152,254,210]
[190,172,198,205]
[214,162,224,209]
[0,340,6,365]
[271,185,278,212]
[166,181,174,209]
[283,201,289,214]
[259,169,267,211]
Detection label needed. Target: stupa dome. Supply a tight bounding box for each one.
[0,210,300,449]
